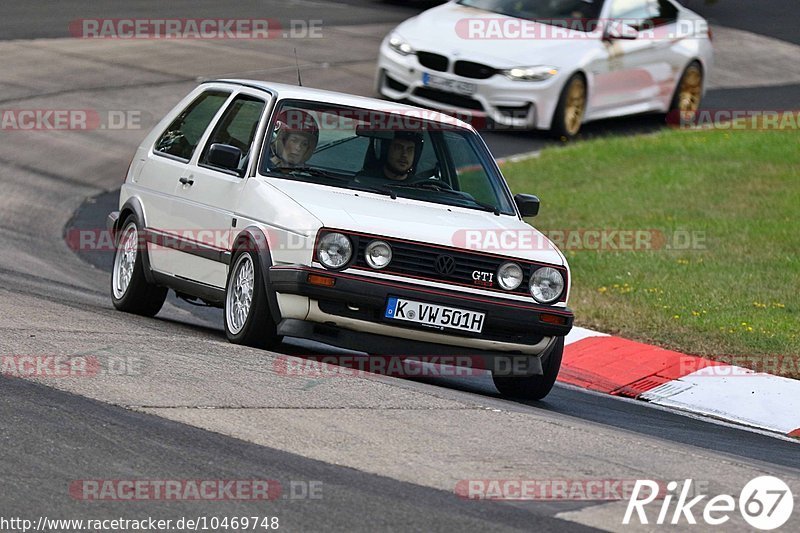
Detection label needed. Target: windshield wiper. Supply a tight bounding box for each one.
[282,166,349,182]
[388,182,501,215]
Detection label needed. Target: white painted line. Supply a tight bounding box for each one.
[564,326,609,346]
[648,368,800,434]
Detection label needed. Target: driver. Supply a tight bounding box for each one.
[382,131,421,181]
[269,109,319,168]
[357,130,423,183]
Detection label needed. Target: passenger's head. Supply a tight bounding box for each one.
[383,131,423,180]
[271,109,319,167]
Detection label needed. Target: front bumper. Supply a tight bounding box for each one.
[376,43,564,130]
[269,266,573,358]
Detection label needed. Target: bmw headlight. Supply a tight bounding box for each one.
[388,33,414,56]
[529,267,564,303]
[497,262,523,290]
[317,232,353,269]
[501,66,558,81]
[365,240,392,269]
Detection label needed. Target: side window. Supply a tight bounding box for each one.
[609,0,677,27]
[610,0,650,20]
[443,131,498,205]
[651,0,678,25]
[199,95,266,174]
[154,91,229,161]
[415,133,437,175]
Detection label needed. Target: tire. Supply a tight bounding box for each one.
[669,61,703,121]
[110,216,167,316]
[550,74,587,140]
[224,248,281,349]
[492,337,564,400]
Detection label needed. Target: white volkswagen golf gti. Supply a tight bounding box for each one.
[377,0,713,137]
[108,80,573,399]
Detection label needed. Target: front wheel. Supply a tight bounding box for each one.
[110,216,167,316]
[224,249,281,349]
[492,337,564,400]
[670,61,703,122]
[550,74,587,140]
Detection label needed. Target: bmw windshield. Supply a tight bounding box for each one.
[258,100,517,216]
[457,0,603,23]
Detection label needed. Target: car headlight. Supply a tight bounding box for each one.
[317,232,353,269]
[501,66,558,81]
[365,240,392,269]
[497,262,523,290]
[529,267,564,303]
[388,33,414,56]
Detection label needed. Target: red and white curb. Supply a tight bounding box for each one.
[562,327,800,439]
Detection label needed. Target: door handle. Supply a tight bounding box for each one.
[179,176,194,186]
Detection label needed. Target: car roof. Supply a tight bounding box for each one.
[210,79,475,131]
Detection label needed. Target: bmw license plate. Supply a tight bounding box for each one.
[422,72,477,95]
[385,297,485,333]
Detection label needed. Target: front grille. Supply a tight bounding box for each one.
[454,60,497,80]
[353,237,543,298]
[412,87,484,111]
[416,51,449,72]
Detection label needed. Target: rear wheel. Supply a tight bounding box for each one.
[670,61,703,121]
[224,249,281,349]
[110,216,167,316]
[551,74,587,140]
[492,337,564,400]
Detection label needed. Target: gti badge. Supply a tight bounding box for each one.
[472,270,494,287]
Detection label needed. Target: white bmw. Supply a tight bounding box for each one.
[108,80,573,399]
[377,0,713,137]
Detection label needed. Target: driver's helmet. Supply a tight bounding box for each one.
[270,108,320,166]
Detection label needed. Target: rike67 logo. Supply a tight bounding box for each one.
[624,476,794,530]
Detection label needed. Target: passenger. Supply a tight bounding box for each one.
[268,109,319,168]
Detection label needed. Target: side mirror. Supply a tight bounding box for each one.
[207,143,243,174]
[604,22,639,41]
[514,194,540,217]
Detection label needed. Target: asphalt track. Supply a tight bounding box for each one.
[1,1,799,531]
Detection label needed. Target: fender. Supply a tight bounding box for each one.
[233,225,283,324]
[113,196,156,285]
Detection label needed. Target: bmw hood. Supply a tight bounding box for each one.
[392,2,597,68]
[265,178,565,267]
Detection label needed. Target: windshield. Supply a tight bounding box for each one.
[258,100,517,215]
[458,0,603,21]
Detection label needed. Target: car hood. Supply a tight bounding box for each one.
[266,178,565,266]
[394,2,598,68]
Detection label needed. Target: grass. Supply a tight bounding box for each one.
[500,128,800,376]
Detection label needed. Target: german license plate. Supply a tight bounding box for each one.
[422,72,477,95]
[384,297,485,333]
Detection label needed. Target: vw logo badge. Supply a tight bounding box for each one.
[434,255,456,275]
